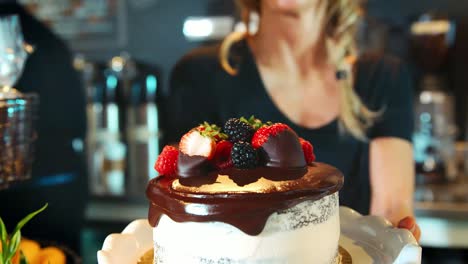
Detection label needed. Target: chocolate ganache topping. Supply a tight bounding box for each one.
[149,117,343,235]
[147,163,343,235]
[177,153,212,179]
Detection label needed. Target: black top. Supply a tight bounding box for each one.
[161,40,414,214]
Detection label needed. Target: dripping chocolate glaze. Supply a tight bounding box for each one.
[146,162,344,236]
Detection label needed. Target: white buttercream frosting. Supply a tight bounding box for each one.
[153,193,340,263]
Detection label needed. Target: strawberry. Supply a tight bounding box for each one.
[251,123,292,148]
[299,138,316,164]
[154,145,179,175]
[179,129,216,159]
[217,159,234,169]
[212,140,234,169]
[198,122,228,142]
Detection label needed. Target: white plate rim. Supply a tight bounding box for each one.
[339,206,422,264]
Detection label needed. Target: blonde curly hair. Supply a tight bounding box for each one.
[220,0,377,140]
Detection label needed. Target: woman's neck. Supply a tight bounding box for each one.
[250,4,328,76]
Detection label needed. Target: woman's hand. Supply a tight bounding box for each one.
[370,138,420,241]
[398,216,421,242]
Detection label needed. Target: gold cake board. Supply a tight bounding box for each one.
[137,250,153,264]
[339,246,352,264]
[137,246,352,264]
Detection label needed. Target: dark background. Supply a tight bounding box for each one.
[7,0,468,263]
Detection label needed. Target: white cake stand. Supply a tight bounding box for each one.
[339,207,421,264]
[97,207,422,264]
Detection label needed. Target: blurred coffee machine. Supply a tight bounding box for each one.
[411,13,458,184]
[79,53,160,199]
[125,62,160,199]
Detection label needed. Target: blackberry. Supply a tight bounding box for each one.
[231,141,258,169]
[223,118,255,143]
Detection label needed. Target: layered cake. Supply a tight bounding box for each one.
[147,117,344,263]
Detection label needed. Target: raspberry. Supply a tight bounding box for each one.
[154,146,179,175]
[212,140,234,169]
[299,138,316,164]
[231,141,258,169]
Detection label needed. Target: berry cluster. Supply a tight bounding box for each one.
[154,116,316,176]
[222,116,262,169]
[154,146,179,175]
[223,118,255,143]
[231,141,258,169]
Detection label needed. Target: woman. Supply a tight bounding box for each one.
[163,0,420,240]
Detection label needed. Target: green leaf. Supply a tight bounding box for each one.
[239,115,268,130]
[19,251,28,264]
[11,204,48,240]
[0,217,7,243]
[199,122,229,141]
[0,217,7,260]
[217,133,228,140]
[6,230,21,260]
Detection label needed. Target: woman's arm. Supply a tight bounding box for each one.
[370,137,414,224]
[370,137,421,240]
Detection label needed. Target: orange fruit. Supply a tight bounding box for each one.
[11,249,20,264]
[19,239,41,263]
[37,246,66,264]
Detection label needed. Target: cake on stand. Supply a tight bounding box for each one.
[99,207,421,264]
[97,115,422,263]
